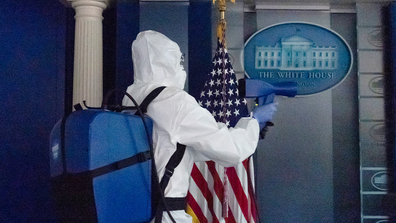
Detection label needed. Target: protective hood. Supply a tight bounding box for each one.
[131,30,186,89]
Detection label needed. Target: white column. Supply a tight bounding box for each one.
[68,0,109,108]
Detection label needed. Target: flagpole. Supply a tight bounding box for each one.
[187,0,259,221]
[215,0,234,47]
[214,0,233,219]
[218,0,226,20]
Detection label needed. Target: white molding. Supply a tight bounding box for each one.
[140,0,189,2]
[330,4,356,14]
[248,2,356,14]
[255,2,330,11]
[59,0,113,8]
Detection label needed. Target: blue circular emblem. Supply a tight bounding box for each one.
[244,22,353,95]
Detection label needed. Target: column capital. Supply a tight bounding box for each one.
[69,0,110,9]
[59,0,112,8]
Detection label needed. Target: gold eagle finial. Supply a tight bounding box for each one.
[214,0,234,46]
[213,0,235,20]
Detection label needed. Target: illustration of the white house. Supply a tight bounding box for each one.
[255,35,338,70]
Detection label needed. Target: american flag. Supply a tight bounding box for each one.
[186,36,258,223]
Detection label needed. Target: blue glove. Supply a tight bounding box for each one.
[251,102,278,124]
[252,102,278,139]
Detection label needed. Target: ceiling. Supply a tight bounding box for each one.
[245,0,394,5]
[60,0,395,10]
[241,0,394,12]
[266,0,389,1]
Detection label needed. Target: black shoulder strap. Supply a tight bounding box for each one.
[160,143,186,191]
[140,87,187,223]
[137,86,187,191]
[155,143,186,223]
[137,86,166,115]
[138,86,186,191]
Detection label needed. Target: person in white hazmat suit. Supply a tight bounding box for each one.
[122,30,277,223]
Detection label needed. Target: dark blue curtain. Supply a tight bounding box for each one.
[188,0,212,99]
[0,0,67,222]
[0,0,211,221]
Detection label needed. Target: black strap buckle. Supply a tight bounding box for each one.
[137,151,151,163]
[164,168,174,178]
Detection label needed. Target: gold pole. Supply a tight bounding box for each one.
[213,0,234,219]
[218,0,226,20]
[214,0,234,46]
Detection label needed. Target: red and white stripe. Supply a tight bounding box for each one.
[187,157,257,223]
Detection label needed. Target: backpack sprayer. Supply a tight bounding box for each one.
[238,78,298,138]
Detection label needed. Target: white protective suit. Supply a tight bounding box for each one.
[122,30,260,223]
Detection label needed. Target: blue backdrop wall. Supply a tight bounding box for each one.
[0,0,67,222]
[0,0,211,221]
